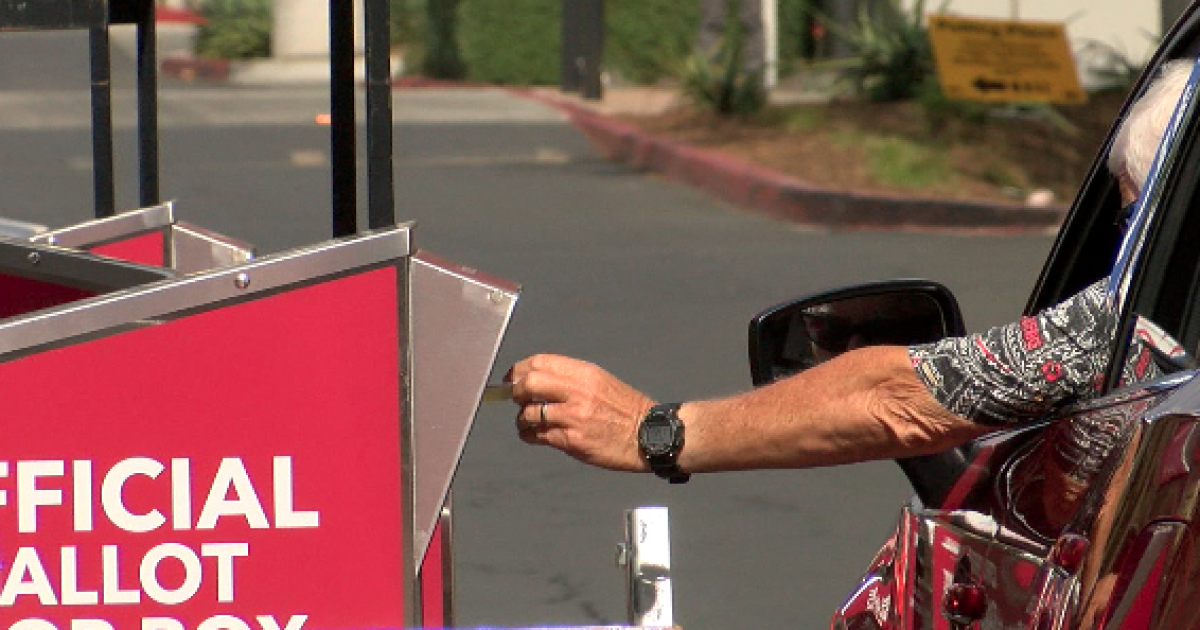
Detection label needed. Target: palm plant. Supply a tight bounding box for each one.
[825,0,935,103]
[680,30,766,116]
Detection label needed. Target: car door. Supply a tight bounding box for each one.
[1051,35,1200,627]
[950,17,1200,628]
[834,6,1200,628]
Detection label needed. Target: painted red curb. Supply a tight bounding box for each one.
[515,88,1069,233]
[156,7,207,25]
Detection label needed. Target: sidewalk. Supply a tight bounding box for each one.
[517,85,1069,234]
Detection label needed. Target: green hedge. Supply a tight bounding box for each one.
[402,0,812,85]
[459,0,562,84]
[195,0,273,60]
[190,0,814,82]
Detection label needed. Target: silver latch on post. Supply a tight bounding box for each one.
[617,506,674,627]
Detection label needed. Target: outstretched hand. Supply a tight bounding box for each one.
[506,354,655,472]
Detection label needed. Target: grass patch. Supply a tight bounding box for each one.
[855,134,953,189]
[624,89,1127,202]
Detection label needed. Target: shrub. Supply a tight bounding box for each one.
[457,0,700,86]
[825,0,935,102]
[195,0,272,60]
[679,36,766,116]
[191,0,815,85]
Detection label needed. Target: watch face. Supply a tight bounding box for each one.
[639,407,682,459]
[640,423,675,456]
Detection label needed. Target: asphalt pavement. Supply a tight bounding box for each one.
[0,29,1060,629]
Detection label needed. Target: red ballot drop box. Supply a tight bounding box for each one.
[0,224,518,628]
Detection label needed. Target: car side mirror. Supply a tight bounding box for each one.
[748,280,967,387]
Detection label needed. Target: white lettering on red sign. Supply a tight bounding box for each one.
[0,456,318,534]
[4,615,307,630]
[0,456,318,627]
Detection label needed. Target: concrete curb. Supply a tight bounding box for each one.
[518,89,1070,234]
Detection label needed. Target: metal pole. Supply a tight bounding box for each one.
[329,0,357,237]
[135,0,160,207]
[578,0,604,100]
[365,0,395,230]
[561,0,581,92]
[89,16,116,218]
[762,0,776,88]
[619,507,675,626]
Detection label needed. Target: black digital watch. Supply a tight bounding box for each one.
[637,402,690,484]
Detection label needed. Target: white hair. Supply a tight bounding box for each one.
[1108,59,1194,190]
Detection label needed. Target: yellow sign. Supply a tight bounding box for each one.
[927,14,1087,105]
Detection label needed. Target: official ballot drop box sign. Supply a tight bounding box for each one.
[0,229,417,629]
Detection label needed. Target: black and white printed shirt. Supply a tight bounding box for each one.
[907,280,1175,427]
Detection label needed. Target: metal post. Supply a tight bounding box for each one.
[89,18,116,218]
[618,507,674,627]
[578,0,604,100]
[561,0,604,99]
[762,0,776,88]
[329,0,357,237]
[560,0,581,92]
[134,0,160,207]
[365,0,395,230]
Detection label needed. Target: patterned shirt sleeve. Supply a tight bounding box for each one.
[907,280,1151,426]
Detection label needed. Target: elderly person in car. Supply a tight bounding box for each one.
[505,60,1192,482]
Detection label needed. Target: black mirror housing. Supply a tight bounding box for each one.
[748,280,967,387]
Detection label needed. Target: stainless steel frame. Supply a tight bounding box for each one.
[0,234,174,294]
[411,249,520,568]
[171,221,255,274]
[31,203,256,274]
[0,226,412,358]
[33,202,173,250]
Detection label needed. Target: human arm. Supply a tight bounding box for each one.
[508,346,990,474]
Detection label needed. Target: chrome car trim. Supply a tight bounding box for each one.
[834,505,1047,629]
